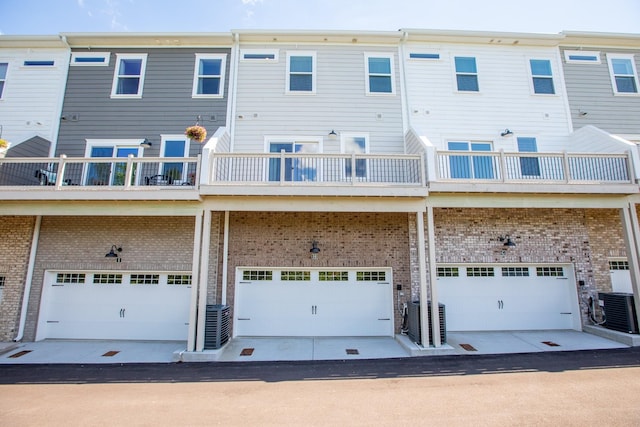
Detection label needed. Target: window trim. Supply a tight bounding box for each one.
[364,52,395,95]
[110,53,148,99]
[0,61,8,100]
[563,50,601,64]
[453,56,480,93]
[528,58,556,95]
[241,49,279,62]
[606,53,639,95]
[71,52,111,66]
[191,53,226,98]
[22,60,55,67]
[84,139,145,185]
[159,134,191,181]
[408,52,440,60]
[286,51,316,94]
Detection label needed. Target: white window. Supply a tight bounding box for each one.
[409,53,440,60]
[267,138,321,182]
[454,56,479,92]
[286,51,316,93]
[241,49,279,62]
[84,139,144,185]
[71,52,110,66]
[192,53,226,98]
[23,60,55,67]
[111,53,147,98]
[529,59,555,94]
[341,133,369,178]
[607,54,639,95]
[365,53,395,94]
[159,135,191,184]
[0,62,7,99]
[564,50,601,64]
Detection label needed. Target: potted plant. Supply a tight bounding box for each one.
[0,138,9,158]
[185,125,207,143]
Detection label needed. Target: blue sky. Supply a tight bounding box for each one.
[0,0,639,35]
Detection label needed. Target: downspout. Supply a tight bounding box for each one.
[227,32,240,152]
[221,211,230,305]
[50,35,71,157]
[14,215,42,342]
[398,31,410,147]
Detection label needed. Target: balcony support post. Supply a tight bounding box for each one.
[562,151,571,183]
[54,154,67,189]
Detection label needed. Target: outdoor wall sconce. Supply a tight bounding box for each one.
[500,129,514,137]
[498,235,516,247]
[140,139,152,148]
[328,130,338,139]
[310,241,320,259]
[106,245,123,262]
[578,110,588,117]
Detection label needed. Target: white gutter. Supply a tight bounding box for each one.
[14,215,42,342]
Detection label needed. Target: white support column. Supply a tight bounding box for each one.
[187,210,203,352]
[416,210,431,347]
[621,203,640,333]
[196,209,212,352]
[426,205,441,347]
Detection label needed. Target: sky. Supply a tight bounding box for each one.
[0,0,639,36]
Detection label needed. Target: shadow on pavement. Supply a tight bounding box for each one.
[1,347,639,385]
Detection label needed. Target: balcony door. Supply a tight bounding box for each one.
[86,143,141,186]
[268,141,319,182]
[448,141,494,179]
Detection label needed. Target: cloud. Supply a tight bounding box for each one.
[101,0,129,31]
[78,0,85,7]
[241,0,263,4]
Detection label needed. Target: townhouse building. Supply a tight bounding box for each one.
[0,29,638,353]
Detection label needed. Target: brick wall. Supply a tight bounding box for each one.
[0,216,35,341]
[23,216,196,341]
[224,212,412,333]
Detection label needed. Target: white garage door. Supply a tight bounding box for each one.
[36,271,192,341]
[437,265,579,331]
[234,268,394,337]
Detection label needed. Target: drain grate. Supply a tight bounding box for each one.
[102,350,120,357]
[240,348,254,356]
[542,341,560,347]
[346,349,359,355]
[8,350,32,358]
[459,343,477,352]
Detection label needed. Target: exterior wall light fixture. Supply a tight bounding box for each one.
[140,139,152,148]
[310,241,320,259]
[106,245,123,262]
[500,129,513,137]
[498,235,516,247]
[328,130,337,139]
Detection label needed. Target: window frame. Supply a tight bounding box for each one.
[110,53,148,99]
[528,58,556,95]
[563,50,601,64]
[191,53,226,98]
[265,136,323,182]
[241,49,279,62]
[0,61,8,100]
[286,51,316,94]
[340,133,369,179]
[159,134,191,182]
[84,139,144,185]
[606,53,639,95]
[454,56,479,92]
[364,52,395,95]
[71,52,111,66]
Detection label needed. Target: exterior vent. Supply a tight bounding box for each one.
[407,301,446,346]
[599,292,639,334]
[204,304,230,349]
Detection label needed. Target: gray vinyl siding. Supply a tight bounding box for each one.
[56,48,231,157]
[234,44,404,154]
[561,47,640,134]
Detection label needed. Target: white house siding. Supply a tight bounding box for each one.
[403,43,572,152]
[0,46,69,152]
[233,44,404,154]
[561,46,640,135]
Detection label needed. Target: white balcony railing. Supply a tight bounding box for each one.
[436,150,634,184]
[207,152,425,186]
[0,155,200,189]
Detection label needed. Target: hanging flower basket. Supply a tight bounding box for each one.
[185,125,207,143]
[0,139,8,149]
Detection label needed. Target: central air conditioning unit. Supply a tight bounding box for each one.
[204,304,230,349]
[407,300,446,346]
[598,292,639,334]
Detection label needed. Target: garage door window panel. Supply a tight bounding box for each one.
[281,271,310,281]
[242,270,273,281]
[467,267,495,277]
[130,274,159,285]
[57,273,86,284]
[167,274,192,285]
[93,273,123,284]
[357,271,387,282]
[319,271,349,281]
[536,267,564,277]
[501,267,530,277]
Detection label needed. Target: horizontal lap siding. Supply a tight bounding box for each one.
[234,44,404,154]
[561,47,640,135]
[56,48,231,157]
[404,44,571,152]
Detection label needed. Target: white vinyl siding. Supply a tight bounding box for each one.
[110,53,147,98]
[192,53,226,98]
[607,53,639,95]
